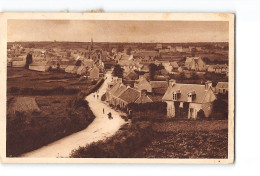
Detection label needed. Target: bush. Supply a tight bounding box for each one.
[197,109,205,119]
[70,122,153,158]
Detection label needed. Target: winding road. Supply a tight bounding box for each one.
[22,71,126,158]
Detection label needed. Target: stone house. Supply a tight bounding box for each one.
[185,57,206,71]
[215,82,228,94]
[162,80,216,119]
[134,75,152,93]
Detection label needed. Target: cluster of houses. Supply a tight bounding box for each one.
[105,74,228,119]
[7,44,29,67]
[155,43,204,53]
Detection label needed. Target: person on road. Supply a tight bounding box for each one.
[93,94,95,98]
[97,94,99,99]
[103,108,105,114]
[108,112,113,120]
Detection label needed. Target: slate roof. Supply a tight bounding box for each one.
[108,82,121,96]
[113,84,127,97]
[162,83,211,103]
[150,81,168,89]
[135,94,153,104]
[118,88,140,103]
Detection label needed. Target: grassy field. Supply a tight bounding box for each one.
[6,67,98,157]
[132,120,228,158]
[70,120,228,159]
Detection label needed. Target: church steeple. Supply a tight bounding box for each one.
[91,37,94,51]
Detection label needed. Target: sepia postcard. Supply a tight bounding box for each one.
[0,13,234,164]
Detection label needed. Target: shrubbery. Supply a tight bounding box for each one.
[70,122,153,158]
[128,102,167,121]
[8,86,79,96]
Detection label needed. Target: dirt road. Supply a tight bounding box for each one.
[22,72,126,158]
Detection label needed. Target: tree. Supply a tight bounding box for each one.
[25,53,33,69]
[28,43,35,48]
[179,72,186,80]
[126,47,132,55]
[197,109,205,119]
[67,51,71,57]
[75,60,82,66]
[112,64,124,78]
[149,63,157,81]
[117,44,124,53]
[191,71,199,80]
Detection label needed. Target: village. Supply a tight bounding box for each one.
[6,39,229,158]
[8,40,228,120]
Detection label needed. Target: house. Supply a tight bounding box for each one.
[106,78,127,106]
[29,61,49,72]
[139,64,150,72]
[124,70,139,80]
[185,57,206,71]
[77,65,87,75]
[162,80,216,119]
[150,81,168,95]
[175,46,183,52]
[207,64,228,73]
[170,61,179,68]
[134,75,152,93]
[65,65,79,74]
[89,66,100,79]
[12,61,26,68]
[162,61,173,73]
[117,88,152,109]
[215,82,228,94]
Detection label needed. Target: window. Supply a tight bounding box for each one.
[173,93,177,100]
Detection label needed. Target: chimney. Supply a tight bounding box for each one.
[205,81,212,90]
[187,91,196,102]
[169,79,176,87]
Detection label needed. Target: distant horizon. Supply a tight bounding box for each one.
[8,41,228,44]
[8,20,229,43]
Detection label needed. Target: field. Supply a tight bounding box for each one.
[7,68,98,156]
[133,120,228,158]
[70,120,228,158]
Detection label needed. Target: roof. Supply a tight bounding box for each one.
[208,64,228,69]
[150,81,168,89]
[170,61,179,68]
[108,82,121,96]
[216,82,228,89]
[118,88,140,103]
[113,84,127,97]
[135,94,153,104]
[162,83,213,103]
[185,57,200,63]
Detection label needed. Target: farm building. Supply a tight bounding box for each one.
[162,80,216,119]
[215,82,228,94]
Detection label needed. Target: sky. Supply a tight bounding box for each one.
[7,20,229,43]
